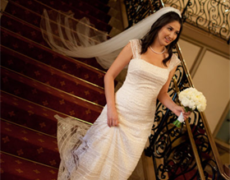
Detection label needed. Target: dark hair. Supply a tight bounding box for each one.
[140,12,183,66]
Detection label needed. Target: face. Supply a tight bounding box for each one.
[156,21,181,46]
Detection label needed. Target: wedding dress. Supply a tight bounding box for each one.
[55,39,181,180]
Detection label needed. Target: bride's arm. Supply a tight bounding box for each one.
[157,67,190,119]
[104,42,133,127]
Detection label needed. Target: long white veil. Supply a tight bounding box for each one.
[40,7,181,69]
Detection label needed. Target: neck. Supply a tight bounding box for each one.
[150,41,165,53]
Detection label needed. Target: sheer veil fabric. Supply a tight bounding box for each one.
[40,7,181,69]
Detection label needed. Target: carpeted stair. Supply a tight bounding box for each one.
[1,0,120,179]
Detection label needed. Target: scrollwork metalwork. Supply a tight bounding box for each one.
[163,0,230,41]
[125,0,230,41]
[145,63,223,179]
[124,0,160,27]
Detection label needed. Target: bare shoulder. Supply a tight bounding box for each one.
[124,41,132,50]
[105,42,133,78]
[118,42,133,60]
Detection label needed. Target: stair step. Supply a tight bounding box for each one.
[1,28,106,87]
[1,91,63,135]
[1,120,60,168]
[0,152,58,180]
[63,0,110,13]
[36,0,111,23]
[108,16,124,31]
[1,67,103,123]
[6,0,112,32]
[98,0,110,5]
[109,26,123,37]
[1,12,106,71]
[1,13,48,47]
[1,46,106,106]
[0,91,91,136]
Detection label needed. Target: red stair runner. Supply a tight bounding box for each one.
[0,152,58,180]
[0,0,115,179]
[1,45,106,106]
[1,12,107,70]
[1,28,106,87]
[1,67,103,123]
[1,120,60,168]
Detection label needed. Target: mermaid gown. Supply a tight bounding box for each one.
[55,39,181,180]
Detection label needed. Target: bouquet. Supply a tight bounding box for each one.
[173,87,207,128]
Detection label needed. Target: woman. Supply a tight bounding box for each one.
[46,7,191,180]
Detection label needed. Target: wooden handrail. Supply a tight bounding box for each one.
[174,25,229,180]
[175,41,230,180]
[172,77,205,180]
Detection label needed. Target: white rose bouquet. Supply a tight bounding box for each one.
[173,87,207,128]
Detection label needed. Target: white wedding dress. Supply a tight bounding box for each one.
[55,39,181,180]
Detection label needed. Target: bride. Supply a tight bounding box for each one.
[41,6,191,180]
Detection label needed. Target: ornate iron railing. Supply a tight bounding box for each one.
[125,0,230,42]
[145,68,223,179]
[124,0,160,28]
[163,0,230,42]
[124,0,230,179]
[145,66,225,179]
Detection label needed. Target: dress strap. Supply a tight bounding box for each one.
[129,39,181,70]
[129,39,141,59]
[168,54,181,71]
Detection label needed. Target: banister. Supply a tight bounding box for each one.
[175,46,230,179]
[172,77,206,180]
[174,16,230,180]
[146,0,230,179]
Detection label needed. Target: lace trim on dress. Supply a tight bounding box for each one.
[130,39,181,71]
[129,39,141,59]
[169,54,181,71]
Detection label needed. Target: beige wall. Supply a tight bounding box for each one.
[178,26,230,133]
[193,51,229,133]
[178,39,201,71]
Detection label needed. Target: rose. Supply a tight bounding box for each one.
[173,87,207,128]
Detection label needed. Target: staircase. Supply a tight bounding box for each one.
[0,0,120,179]
[2,0,229,179]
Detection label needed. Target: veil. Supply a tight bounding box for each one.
[40,7,181,69]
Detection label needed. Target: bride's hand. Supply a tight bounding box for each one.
[173,105,191,120]
[107,108,119,127]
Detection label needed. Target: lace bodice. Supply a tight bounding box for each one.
[129,39,181,71]
[115,39,181,118]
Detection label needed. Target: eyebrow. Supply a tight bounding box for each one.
[168,25,180,32]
